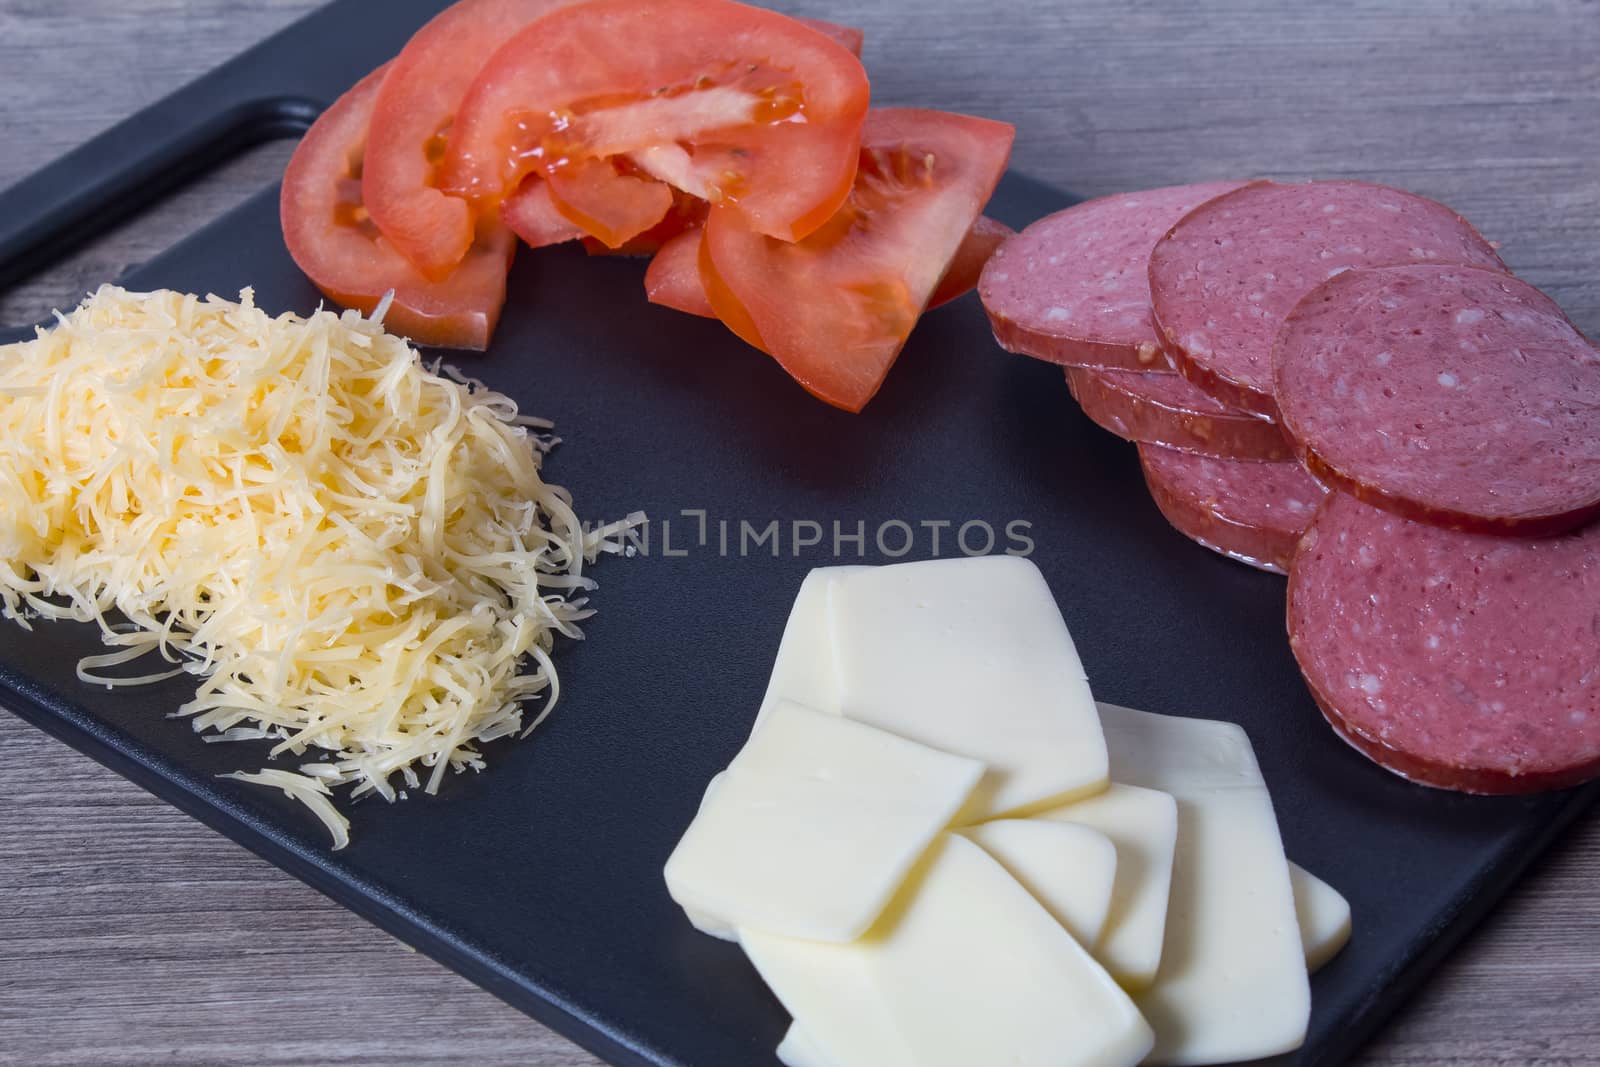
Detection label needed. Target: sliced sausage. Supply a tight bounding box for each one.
[1139,444,1328,573]
[1288,493,1600,793]
[1148,180,1506,418]
[980,181,1250,370]
[1066,366,1294,461]
[1275,264,1600,536]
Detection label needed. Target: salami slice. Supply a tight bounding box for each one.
[979,181,1250,370]
[1148,181,1506,417]
[1066,366,1293,461]
[1275,264,1600,536]
[1288,493,1600,794]
[1139,444,1328,573]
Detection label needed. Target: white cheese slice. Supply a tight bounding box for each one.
[1097,703,1310,1066]
[776,1023,835,1067]
[741,833,1154,1067]
[1290,862,1352,973]
[678,773,737,942]
[1036,782,1179,989]
[754,567,867,733]
[828,556,1108,819]
[962,819,1118,948]
[664,700,984,942]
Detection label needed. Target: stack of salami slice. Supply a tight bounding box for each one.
[980,179,1600,796]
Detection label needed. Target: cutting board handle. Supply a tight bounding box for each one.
[0,81,319,309]
[0,0,447,341]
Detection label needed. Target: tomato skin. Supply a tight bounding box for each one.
[794,17,864,58]
[929,215,1014,309]
[441,0,870,243]
[281,65,514,351]
[363,0,583,280]
[702,108,1014,411]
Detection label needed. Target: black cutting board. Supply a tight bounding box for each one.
[0,3,1593,1065]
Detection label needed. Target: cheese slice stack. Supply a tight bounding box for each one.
[744,834,1155,1067]
[665,558,1349,1067]
[665,700,984,942]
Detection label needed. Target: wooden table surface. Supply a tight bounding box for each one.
[1,1,1597,1064]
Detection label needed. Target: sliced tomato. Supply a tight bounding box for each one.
[281,65,514,351]
[701,108,1014,411]
[928,215,1014,309]
[363,0,584,280]
[505,177,706,256]
[581,189,709,256]
[647,214,1013,319]
[501,178,588,248]
[546,156,675,249]
[645,227,715,316]
[441,0,870,244]
[794,17,865,58]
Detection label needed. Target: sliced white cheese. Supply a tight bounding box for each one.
[962,819,1118,948]
[1097,702,1310,1066]
[777,1024,835,1067]
[1290,862,1352,973]
[754,567,867,733]
[678,773,737,942]
[829,556,1108,820]
[664,700,983,943]
[741,833,1154,1067]
[1037,782,1179,990]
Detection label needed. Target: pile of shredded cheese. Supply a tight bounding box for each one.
[0,286,641,847]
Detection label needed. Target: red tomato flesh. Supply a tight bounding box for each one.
[581,190,709,256]
[501,178,588,248]
[499,12,859,256]
[363,0,583,279]
[547,156,675,248]
[645,228,715,316]
[646,214,1013,319]
[441,0,870,244]
[281,65,514,351]
[794,17,865,58]
[700,108,1014,411]
[928,214,1014,308]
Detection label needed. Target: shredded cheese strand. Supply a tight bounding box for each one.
[0,286,643,847]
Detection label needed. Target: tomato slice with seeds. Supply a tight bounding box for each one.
[363,0,584,280]
[441,0,870,244]
[281,65,514,351]
[700,108,1014,411]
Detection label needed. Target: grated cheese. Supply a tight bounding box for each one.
[0,286,642,847]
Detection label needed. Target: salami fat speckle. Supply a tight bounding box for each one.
[1139,444,1328,573]
[1275,264,1600,536]
[1288,493,1600,793]
[980,181,1250,370]
[1066,366,1293,461]
[1148,180,1506,417]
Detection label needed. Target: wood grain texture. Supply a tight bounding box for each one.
[1,1,1597,1064]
